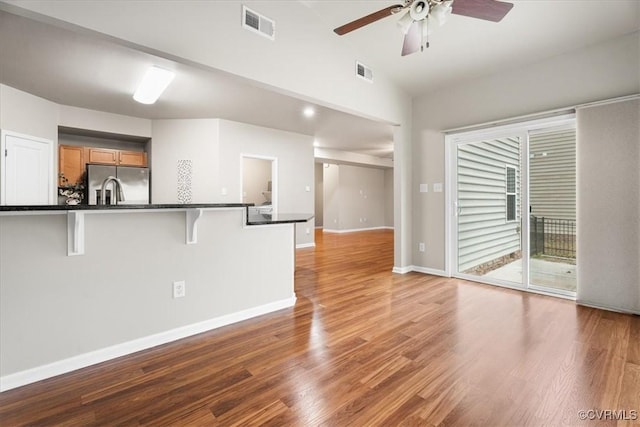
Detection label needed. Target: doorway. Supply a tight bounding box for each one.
[448,117,577,296]
[241,154,277,213]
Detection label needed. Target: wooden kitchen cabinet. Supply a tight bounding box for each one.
[86,147,119,165]
[58,145,85,185]
[59,145,148,186]
[118,150,147,167]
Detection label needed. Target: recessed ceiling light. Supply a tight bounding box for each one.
[133,66,175,104]
[303,107,315,118]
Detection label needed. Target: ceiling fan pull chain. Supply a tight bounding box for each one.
[425,19,430,50]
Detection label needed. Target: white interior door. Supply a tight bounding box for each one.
[1,131,54,205]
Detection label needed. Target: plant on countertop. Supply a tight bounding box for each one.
[58,173,85,205]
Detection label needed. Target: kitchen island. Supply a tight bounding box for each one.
[0,204,312,391]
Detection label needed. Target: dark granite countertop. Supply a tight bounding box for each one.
[246,211,314,225]
[0,204,313,225]
[0,203,251,212]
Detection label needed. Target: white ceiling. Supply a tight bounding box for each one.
[0,9,395,158]
[305,0,640,94]
[1,1,638,160]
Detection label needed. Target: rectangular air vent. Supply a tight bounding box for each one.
[242,5,275,40]
[355,61,373,83]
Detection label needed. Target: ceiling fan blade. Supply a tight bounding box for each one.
[334,4,405,35]
[451,0,513,22]
[401,20,421,56]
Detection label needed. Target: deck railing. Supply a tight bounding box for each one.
[530,216,576,259]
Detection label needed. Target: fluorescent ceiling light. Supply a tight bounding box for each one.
[303,107,315,118]
[133,66,175,104]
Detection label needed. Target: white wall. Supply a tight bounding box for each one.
[314,162,323,227]
[576,99,639,314]
[412,32,640,272]
[0,84,58,141]
[384,168,394,228]
[323,163,389,232]
[323,163,339,230]
[0,209,295,385]
[59,105,151,137]
[218,119,315,247]
[152,118,315,246]
[151,119,220,204]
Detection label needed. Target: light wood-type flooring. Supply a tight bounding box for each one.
[0,229,638,425]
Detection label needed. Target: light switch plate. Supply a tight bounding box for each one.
[420,184,428,193]
[433,183,443,193]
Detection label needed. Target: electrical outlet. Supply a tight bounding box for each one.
[305,227,310,234]
[173,281,186,298]
[221,187,228,196]
[419,243,425,252]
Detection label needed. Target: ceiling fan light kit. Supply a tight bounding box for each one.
[334,0,513,56]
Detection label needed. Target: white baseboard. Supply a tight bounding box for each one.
[0,296,297,392]
[411,266,449,277]
[392,266,413,274]
[296,242,316,249]
[577,300,640,316]
[323,226,392,234]
[392,265,449,276]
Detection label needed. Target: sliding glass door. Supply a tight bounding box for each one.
[448,118,577,297]
[452,131,527,289]
[528,126,577,295]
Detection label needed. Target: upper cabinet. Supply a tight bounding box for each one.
[86,147,118,165]
[59,145,148,185]
[118,150,147,167]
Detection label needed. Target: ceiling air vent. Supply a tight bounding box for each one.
[355,61,373,83]
[242,5,275,40]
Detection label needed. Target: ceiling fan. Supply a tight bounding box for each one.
[334,0,514,56]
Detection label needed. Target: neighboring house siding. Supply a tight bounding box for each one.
[458,137,521,272]
[529,128,576,221]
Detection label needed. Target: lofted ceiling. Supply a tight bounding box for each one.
[305,0,640,95]
[0,1,638,161]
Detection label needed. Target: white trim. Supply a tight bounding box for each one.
[323,226,391,233]
[392,266,412,274]
[411,266,449,277]
[447,115,575,141]
[505,165,517,223]
[576,300,640,316]
[240,153,277,215]
[575,94,639,110]
[0,295,297,392]
[296,242,315,249]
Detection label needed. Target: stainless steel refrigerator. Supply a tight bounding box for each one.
[87,164,150,205]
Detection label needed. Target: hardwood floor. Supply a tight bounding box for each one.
[1,229,638,426]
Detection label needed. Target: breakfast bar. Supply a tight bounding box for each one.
[0,204,312,391]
